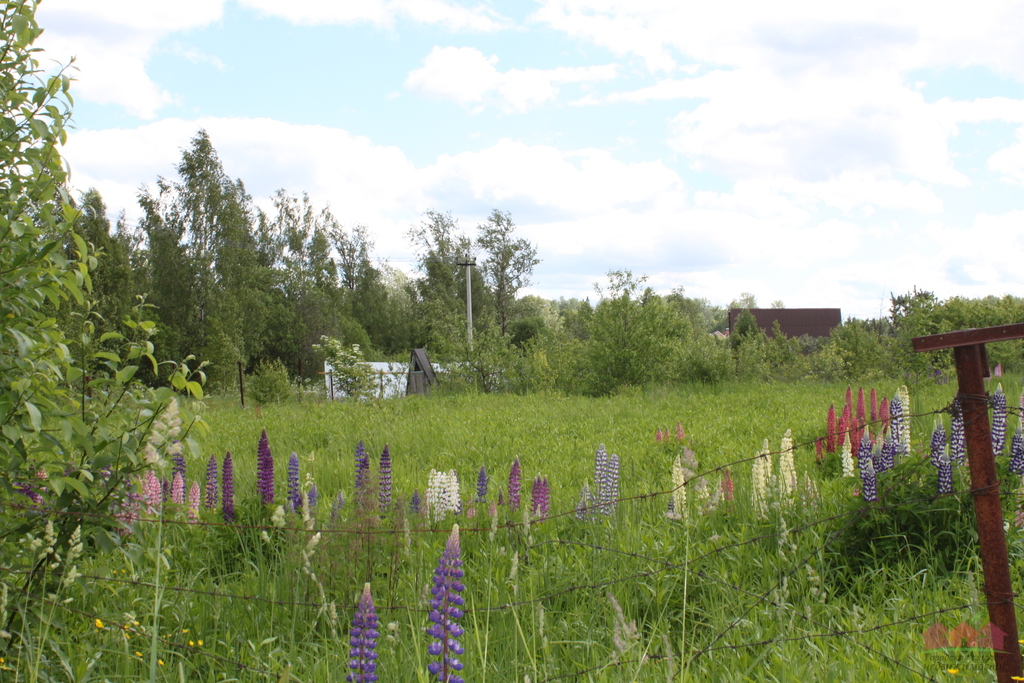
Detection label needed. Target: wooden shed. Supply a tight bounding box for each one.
[406,348,437,395]
[728,308,841,339]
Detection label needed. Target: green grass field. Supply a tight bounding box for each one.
[6,379,1022,682]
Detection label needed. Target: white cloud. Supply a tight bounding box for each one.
[406,47,618,112]
[239,0,507,31]
[37,1,226,119]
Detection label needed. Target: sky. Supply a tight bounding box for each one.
[34,0,1024,319]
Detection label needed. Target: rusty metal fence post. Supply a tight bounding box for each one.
[914,324,1024,682]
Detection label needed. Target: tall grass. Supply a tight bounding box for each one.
[2,379,1017,681]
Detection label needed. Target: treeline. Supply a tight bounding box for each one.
[67,131,1024,397]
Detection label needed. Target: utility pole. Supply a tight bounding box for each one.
[913,323,1024,683]
[456,253,476,348]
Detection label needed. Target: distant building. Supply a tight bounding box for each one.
[728,308,841,339]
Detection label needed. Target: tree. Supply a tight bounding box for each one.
[476,210,539,335]
[0,0,204,618]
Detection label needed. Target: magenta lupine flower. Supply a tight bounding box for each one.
[171,472,185,505]
[530,475,544,517]
[722,468,734,502]
[205,454,218,509]
[1010,428,1024,474]
[256,429,274,506]
[355,441,370,493]
[929,422,947,468]
[143,470,162,516]
[858,435,877,502]
[187,482,200,523]
[427,525,465,683]
[347,583,380,683]
[950,399,966,465]
[222,451,235,522]
[826,404,838,453]
[992,385,1007,456]
[379,445,392,510]
[869,388,878,423]
[410,489,421,515]
[475,465,487,503]
[508,458,521,511]
[288,452,301,512]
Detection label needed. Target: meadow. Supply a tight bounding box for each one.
[6,378,1021,682]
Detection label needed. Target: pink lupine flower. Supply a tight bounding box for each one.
[655,428,664,443]
[171,472,185,505]
[675,422,685,441]
[187,482,200,523]
[721,468,734,502]
[143,471,162,516]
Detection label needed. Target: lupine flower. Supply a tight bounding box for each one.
[204,454,218,509]
[475,466,487,503]
[379,445,392,510]
[879,437,896,473]
[855,387,866,448]
[839,404,852,450]
[355,441,370,493]
[752,439,771,518]
[826,404,837,453]
[530,476,550,519]
[332,491,345,521]
[222,451,235,522]
[992,384,1007,456]
[143,470,162,515]
[172,444,186,484]
[844,386,853,416]
[508,458,522,511]
[869,388,878,423]
[778,429,796,498]
[722,468,734,502]
[897,385,911,454]
[576,481,593,520]
[879,397,890,437]
[347,583,380,682]
[937,453,953,495]
[1010,428,1024,474]
[889,394,906,457]
[672,454,688,518]
[814,438,824,462]
[427,470,460,521]
[655,428,664,443]
[840,433,855,478]
[858,434,877,502]
[601,452,620,515]
[801,473,818,507]
[950,400,966,465]
[308,483,319,510]
[410,489,421,515]
[187,482,200,523]
[675,422,685,441]
[256,429,274,506]
[171,472,185,506]
[929,421,947,468]
[427,525,466,683]
[288,453,301,512]
[594,446,608,509]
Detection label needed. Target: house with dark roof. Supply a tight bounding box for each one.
[728,308,841,339]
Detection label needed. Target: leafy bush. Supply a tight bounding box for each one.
[247,358,292,405]
[313,335,373,399]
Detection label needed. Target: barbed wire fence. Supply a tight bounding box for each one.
[1,400,1018,682]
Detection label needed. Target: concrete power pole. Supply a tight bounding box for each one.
[456,253,476,347]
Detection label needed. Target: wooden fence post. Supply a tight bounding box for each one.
[237,360,245,409]
[914,324,1024,682]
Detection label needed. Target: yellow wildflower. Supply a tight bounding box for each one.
[94,619,104,629]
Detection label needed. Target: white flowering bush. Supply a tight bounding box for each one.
[314,335,373,400]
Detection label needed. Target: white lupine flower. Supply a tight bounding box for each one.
[752,439,772,518]
[841,433,856,478]
[897,385,911,453]
[779,429,796,499]
[671,455,688,520]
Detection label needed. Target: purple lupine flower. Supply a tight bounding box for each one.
[950,399,966,465]
[992,385,1007,456]
[187,482,200,523]
[880,437,896,473]
[256,429,274,506]
[171,472,185,506]
[1010,428,1024,474]
[497,490,504,506]
[308,483,319,510]
[410,489,421,515]
[379,445,392,510]
[16,483,42,506]
[222,451,235,522]
[937,457,953,495]
[929,421,947,468]
[858,435,877,502]
[332,491,345,522]
[205,454,218,509]
[594,445,608,510]
[288,453,301,512]
[508,458,521,511]
[602,453,620,515]
[427,525,466,683]
[476,465,487,503]
[540,477,551,517]
[890,395,906,457]
[355,441,370,493]
[347,583,380,683]
[172,443,186,483]
[530,475,544,517]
